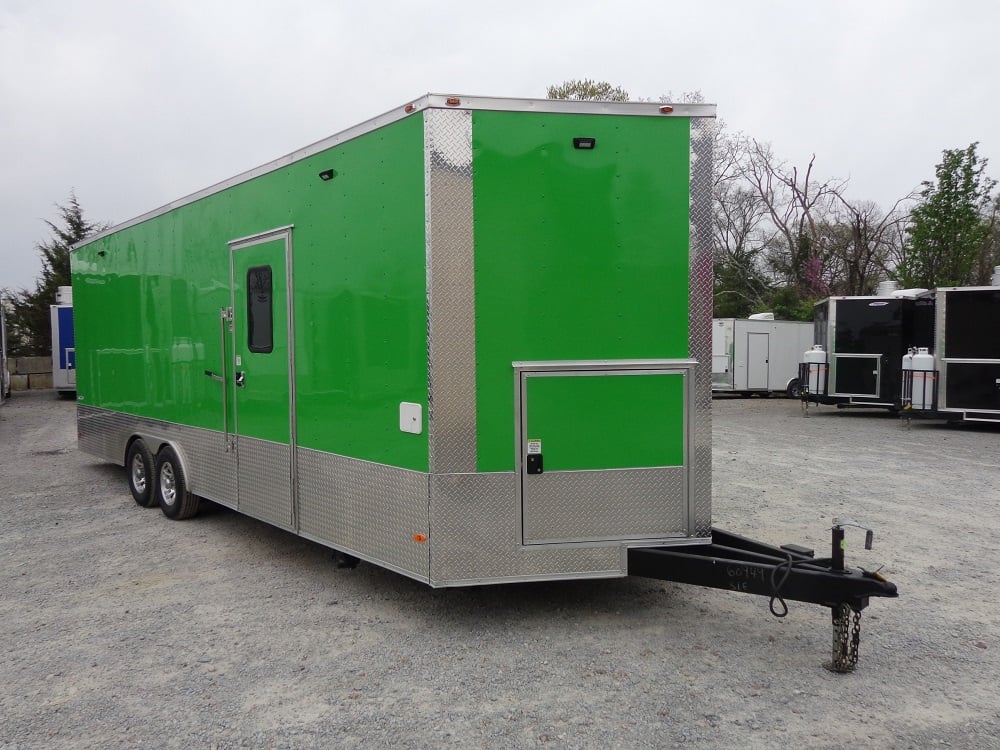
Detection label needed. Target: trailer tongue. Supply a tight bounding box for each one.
[628,522,898,672]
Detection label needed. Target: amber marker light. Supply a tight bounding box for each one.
[659,105,674,114]
[445,97,461,107]
[413,533,428,543]
[404,104,416,113]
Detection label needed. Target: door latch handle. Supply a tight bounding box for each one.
[204,370,224,383]
[526,454,543,475]
[235,371,246,388]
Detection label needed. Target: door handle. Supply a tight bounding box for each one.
[235,371,246,388]
[204,370,224,383]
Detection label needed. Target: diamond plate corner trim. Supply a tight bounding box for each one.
[297,447,430,581]
[689,117,716,537]
[77,404,126,464]
[425,107,477,475]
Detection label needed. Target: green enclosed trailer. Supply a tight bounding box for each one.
[72,94,717,585]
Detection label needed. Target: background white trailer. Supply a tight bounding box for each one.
[50,286,75,396]
[1,298,9,401]
[712,316,813,396]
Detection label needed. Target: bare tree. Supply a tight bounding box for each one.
[827,196,914,295]
[711,130,776,315]
[738,140,847,298]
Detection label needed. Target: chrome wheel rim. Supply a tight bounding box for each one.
[131,455,147,494]
[160,462,176,506]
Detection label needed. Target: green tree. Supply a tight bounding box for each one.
[973,195,1000,284]
[546,79,630,101]
[712,257,772,317]
[762,285,815,321]
[4,193,107,356]
[897,143,996,288]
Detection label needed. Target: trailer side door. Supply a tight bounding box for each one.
[517,363,692,545]
[229,228,295,531]
[746,332,769,390]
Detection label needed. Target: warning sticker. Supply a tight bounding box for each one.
[527,439,542,455]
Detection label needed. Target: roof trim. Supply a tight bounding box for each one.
[75,94,717,249]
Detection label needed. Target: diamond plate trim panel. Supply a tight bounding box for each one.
[425,108,477,475]
[179,423,237,506]
[237,437,292,530]
[689,117,716,537]
[76,405,236,506]
[523,468,687,543]
[77,405,127,464]
[429,472,624,585]
[297,448,430,581]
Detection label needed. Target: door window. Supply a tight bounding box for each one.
[247,265,273,353]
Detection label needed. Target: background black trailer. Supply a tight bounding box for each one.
[804,293,934,410]
[904,281,1000,423]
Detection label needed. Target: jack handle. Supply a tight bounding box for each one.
[831,518,874,572]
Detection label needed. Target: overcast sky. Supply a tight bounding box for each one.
[2,0,997,290]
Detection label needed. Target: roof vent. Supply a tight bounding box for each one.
[876,280,900,296]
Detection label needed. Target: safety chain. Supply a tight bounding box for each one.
[850,609,862,667]
[828,604,862,673]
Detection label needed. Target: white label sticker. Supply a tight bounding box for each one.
[527,439,542,455]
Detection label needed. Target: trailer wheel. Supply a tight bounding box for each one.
[786,379,801,398]
[155,446,200,520]
[126,439,157,507]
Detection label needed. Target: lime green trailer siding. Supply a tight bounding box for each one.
[74,115,429,470]
[471,111,692,472]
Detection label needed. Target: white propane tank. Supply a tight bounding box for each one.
[902,347,914,371]
[910,347,936,410]
[901,347,915,405]
[876,280,900,296]
[992,265,1000,286]
[803,345,827,395]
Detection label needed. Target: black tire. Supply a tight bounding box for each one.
[126,439,157,507]
[155,446,200,520]
[786,379,801,399]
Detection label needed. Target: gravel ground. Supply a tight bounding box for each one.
[1,390,999,749]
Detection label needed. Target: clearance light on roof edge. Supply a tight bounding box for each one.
[659,105,674,114]
[445,97,461,107]
[404,103,416,113]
